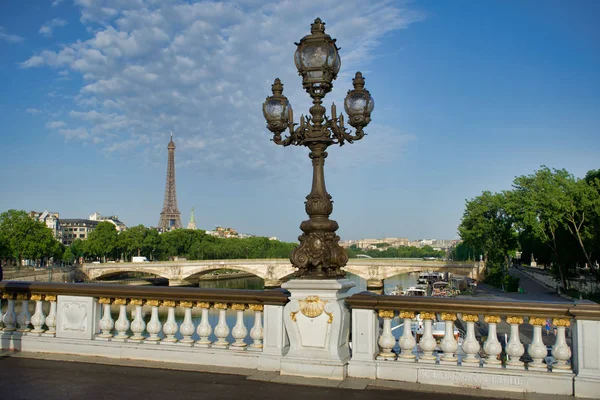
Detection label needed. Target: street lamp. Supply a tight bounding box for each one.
[263,18,374,279]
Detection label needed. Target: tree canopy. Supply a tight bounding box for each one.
[458,166,600,289]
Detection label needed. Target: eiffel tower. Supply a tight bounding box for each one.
[158,131,182,231]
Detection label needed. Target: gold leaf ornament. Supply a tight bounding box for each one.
[506,316,524,325]
[462,314,479,323]
[441,313,457,322]
[298,295,326,318]
[378,310,395,319]
[529,317,546,326]
[484,315,501,324]
[553,318,571,327]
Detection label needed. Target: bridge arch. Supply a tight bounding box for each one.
[86,266,177,281]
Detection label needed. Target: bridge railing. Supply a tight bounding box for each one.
[2,281,600,398]
[346,292,600,398]
[0,281,290,371]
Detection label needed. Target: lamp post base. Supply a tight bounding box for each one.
[280,278,355,379]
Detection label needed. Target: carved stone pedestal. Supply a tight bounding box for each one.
[280,278,355,380]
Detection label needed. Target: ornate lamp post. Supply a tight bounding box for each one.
[263,18,374,279]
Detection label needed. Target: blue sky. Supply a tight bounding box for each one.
[1,0,599,242]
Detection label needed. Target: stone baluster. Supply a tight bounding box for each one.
[29,294,47,335]
[2,293,17,331]
[248,304,264,351]
[145,300,162,343]
[44,295,57,336]
[161,301,178,343]
[398,311,417,361]
[231,303,248,349]
[483,315,502,368]
[418,312,437,363]
[440,313,458,364]
[460,314,480,365]
[97,297,114,339]
[113,298,130,341]
[505,316,525,369]
[16,294,32,333]
[179,301,195,345]
[377,310,396,360]
[551,318,572,372]
[213,302,230,349]
[195,302,212,347]
[527,317,548,371]
[129,299,146,341]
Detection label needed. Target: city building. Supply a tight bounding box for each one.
[89,212,127,232]
[60,219,99,246]
[29,210,61,241]
[207,226,239,238]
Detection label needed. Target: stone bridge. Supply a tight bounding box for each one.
[82,259,484,288]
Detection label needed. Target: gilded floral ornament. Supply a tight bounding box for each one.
[553,318,571,327]
[99,297,112,304]
[16,293,29,300]
[214,303,228,310]
[399,311,415,319]
[162,301,176,308]
[196,301,211,309]
[179,301,193,308]
[484,315,501,324]
[529,317,546,326]
[130,299,143,306]
[232,303,246,311]
[441,313,457,321]
[249,304,264,312]
[2,293,14,300]
[30,294,42,301]
[378,310,395,319]
[506,316,524,325]
[420,312,436,320]
[44,295,56,302]
[145,299,160,307]
[462,314,479,323]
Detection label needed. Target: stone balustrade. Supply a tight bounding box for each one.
[2,281,600,398]
[0,281,289,371]
[346,292,600,398]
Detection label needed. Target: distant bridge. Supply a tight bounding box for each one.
[82,259,484,287]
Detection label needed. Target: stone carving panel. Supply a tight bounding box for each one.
[56,295,98,340]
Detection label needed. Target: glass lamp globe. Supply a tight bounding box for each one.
[263,78,291,133]
[294,18,341,95]
[344,72,374,128]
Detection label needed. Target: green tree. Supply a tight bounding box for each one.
[0,210,60,267]
[458,191,517,266]
[512,167,600,284]
[142,229,161,260]
[458,191,518,289]
[62,246,75,264]
[69,239,86,264]
[118,225,148,261]
[86,221,118,262]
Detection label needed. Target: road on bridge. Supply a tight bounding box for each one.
[0,356,499,400]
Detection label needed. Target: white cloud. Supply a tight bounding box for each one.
[46,121,66,129]
[0,26,24,43]
[23,0,424,174]
[40,18,68,37]
[26,108,42,114]
[52,0,65,6]
[59,127,90,140]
